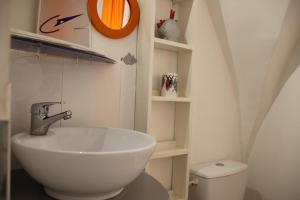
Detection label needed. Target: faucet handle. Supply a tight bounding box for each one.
[31,102,61,117]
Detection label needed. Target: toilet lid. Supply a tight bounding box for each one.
[190,160,248,179]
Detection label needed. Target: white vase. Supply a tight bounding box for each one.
[161,73,178,97]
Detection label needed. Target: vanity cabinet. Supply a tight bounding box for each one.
[135,0,194,199]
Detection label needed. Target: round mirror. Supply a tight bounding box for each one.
[97,0,131,30]
[88,0,140,39]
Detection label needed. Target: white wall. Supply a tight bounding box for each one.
[189,0,241,164]
[218,0,290,159]
[204,0,239,104]
[247,0,300,158]
[10,0,137,168]
[246,66,300,200]
[204,1,300,199]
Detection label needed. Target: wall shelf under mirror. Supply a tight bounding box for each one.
[11,29,116,64]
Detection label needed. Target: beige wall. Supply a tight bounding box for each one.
[0,0,11,118]
[218,0,290,160]
[188,0,241,164]
[247,0,300,158]
[245,1,300,198]
[205,0,239,105]
[201,0,300,199]
[11,0,39,32]
[206,0,300,198]
[247,65,300,200]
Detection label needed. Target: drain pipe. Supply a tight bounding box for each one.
[189,179,199,186]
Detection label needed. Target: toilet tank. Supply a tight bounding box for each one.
[189,160,248,200]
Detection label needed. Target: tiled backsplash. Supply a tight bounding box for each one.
[10,49,136,136]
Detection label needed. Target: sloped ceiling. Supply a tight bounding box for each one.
[206,0,300,159]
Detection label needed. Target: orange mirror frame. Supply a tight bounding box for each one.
[88,0,140,39]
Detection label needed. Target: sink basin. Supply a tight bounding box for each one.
[12,127,156,200]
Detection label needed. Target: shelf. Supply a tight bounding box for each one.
[168,190,184,200]
[0,113,9,121]
[11,29,116,64]
[152,96,191,103]
[172,0,190,3]
[151,141,188,159]
[154,38,192,52]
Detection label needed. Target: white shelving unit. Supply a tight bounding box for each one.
[135,0,194,199]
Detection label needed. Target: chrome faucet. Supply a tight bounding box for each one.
[30,102,72,136]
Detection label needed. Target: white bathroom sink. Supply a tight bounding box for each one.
[12,127,156,200]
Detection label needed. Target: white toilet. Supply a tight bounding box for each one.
[189,160,248,200]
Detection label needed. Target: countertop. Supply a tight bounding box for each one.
[11,170,169,200]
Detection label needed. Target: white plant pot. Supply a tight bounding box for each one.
[161,73,178,97]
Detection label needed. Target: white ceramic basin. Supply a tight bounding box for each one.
[12,127,156,200]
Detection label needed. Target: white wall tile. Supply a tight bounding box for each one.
[61,58,122,128]
[11,50,63,135]
[119,66,136,129]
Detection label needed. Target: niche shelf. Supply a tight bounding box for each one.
[152,48,192,99]
[169,190,185,200]
[151,96,191,103]
[135,0,194,199]
[0,113,9,121]
[152,141,188,159]
[10,29,116,64]
[146,154,189,200]
[172,0,189,3]
[154,38,193,52]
